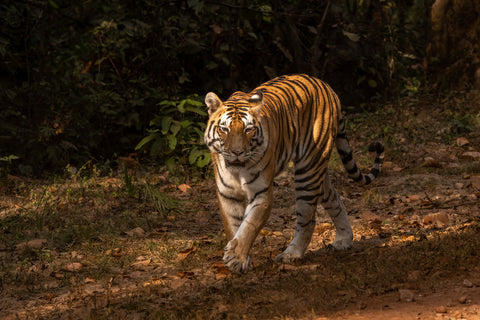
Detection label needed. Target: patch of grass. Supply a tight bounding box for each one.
[360,188,383,206]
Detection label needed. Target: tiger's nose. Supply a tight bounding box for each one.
[232,150,243,156]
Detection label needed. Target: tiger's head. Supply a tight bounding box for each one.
[204,90,265,168]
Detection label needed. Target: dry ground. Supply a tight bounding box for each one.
[1,94,480,319]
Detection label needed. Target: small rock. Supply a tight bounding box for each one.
[62,262,83,272]
[463,279,473,288]
[278,264,298,271]
[435,305,447,313]
[407,270,422,282]
[357,301,367,310]
[409,194,420,201]
[359,210,381,221]
[84,283,105,294]
[456,137,470,147]
[399,289,415,302]
[126,227,145,237]
[471,176,480,190]
[435,212,449,225]
[422,157,442,168]
[461,151,480,161]
[458,296,468,304]
[423,212,449,226]
[455,182,464,189]
[15,239,47,251]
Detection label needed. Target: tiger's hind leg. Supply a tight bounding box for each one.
[274,170,353,264]
[274,168,323,264]
[321,173,353,250]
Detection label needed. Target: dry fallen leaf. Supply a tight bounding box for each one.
[178,184,192,193]
[177,246,197,260]
[314,223,332,234]
[211,262,231,275]
[408,194,420,201]
[422,157,442,168]
[471,175,480,190]
[260,229,272,236]
[15,238,47,251]
[461,151,480,161]
[423,212,449,226]
[358,210,380,221]
[126,227,145,237]
[278,264,298,271]
[62,262,83,272]
[131,259,151,269]
[177,271,195,279]
[456,137,469,147]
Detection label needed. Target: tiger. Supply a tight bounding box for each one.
[204,74,384,273]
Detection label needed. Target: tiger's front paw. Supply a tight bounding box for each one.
[223,239,251,274]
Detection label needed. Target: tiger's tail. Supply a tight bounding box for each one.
[335,115,385,185]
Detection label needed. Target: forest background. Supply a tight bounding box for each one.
[1,0,479,177]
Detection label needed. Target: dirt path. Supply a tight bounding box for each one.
[1,100,480,319]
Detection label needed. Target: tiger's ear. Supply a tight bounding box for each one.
[248,90,264,113]
[205,92,223,116]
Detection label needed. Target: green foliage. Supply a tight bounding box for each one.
[0,0,432,176]
[449,114,477,134]
[136,97,210,172]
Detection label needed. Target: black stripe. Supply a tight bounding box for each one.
[297,194,319,202]
[249,187,269,204]
[218,190,244,202]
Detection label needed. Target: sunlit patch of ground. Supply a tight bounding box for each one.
[1,95,480,319]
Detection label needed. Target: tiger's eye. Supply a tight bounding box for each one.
[218,126,229,134]
[244,127,256,134]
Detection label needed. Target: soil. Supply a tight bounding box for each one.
[1,98,480,319]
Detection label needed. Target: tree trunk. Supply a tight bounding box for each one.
[430,0,480,89]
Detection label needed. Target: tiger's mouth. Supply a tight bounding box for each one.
[226,160,246,167]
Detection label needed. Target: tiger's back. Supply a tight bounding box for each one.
[204,74,384,273]
[253,74,341,175]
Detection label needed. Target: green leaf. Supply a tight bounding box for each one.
[188,148,202,165]
[49,0,60,9]
[180,120,193,128]
[196,152,211,167]
[149,116,163,127]
[177,100,186,113]
[170,122,181,136]
[150,138,164,156]
[165,157,176,173]
[135,134,156,150]
[158,100,176,107]
[368,79,377,88]
[185,105,207,116]
[161,117,172,134]
[167,135,177,150]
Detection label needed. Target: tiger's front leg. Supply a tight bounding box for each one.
[219,186,273,273]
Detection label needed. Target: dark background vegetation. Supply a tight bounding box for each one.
[0,0,478,177]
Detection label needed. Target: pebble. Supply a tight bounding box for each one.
[456,137,470,147]
[462,151,480,161]
[435,305,447,313]
[422,157,442,168]
[463,279,473,288]
[15,238,47,250]
[459,296,468,304]
[399,289,415,302]
[471,175,480,190]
